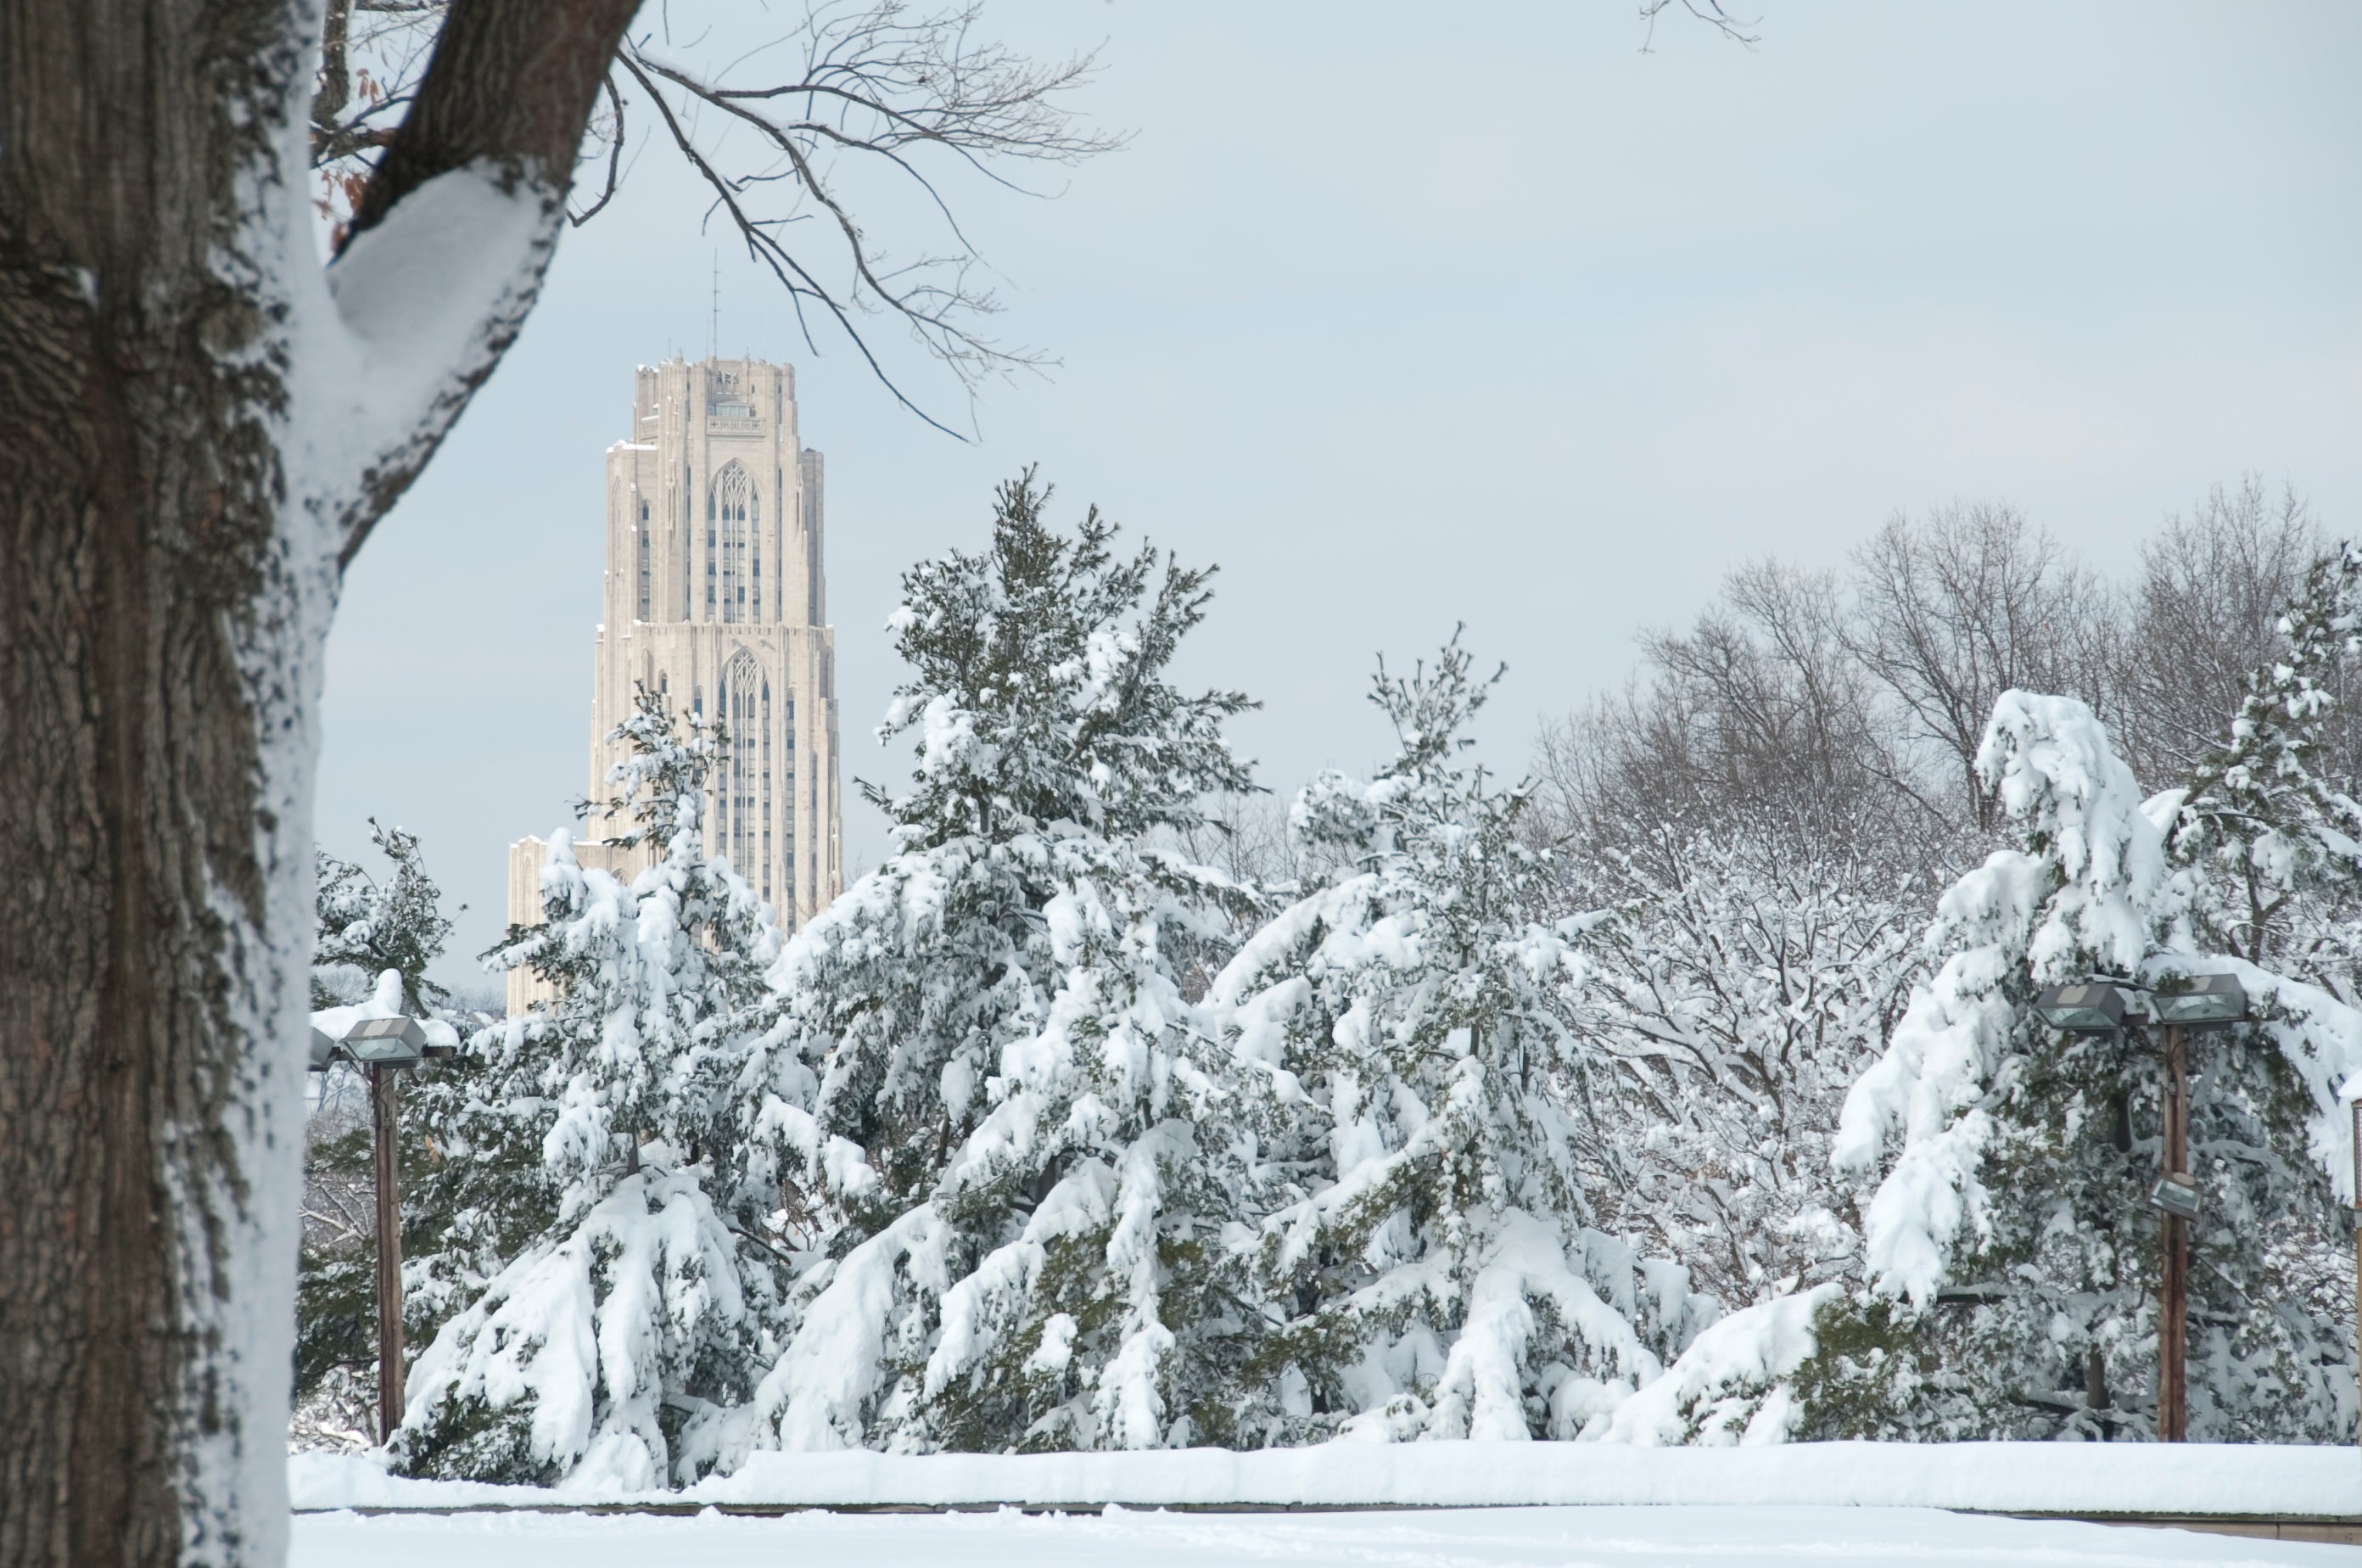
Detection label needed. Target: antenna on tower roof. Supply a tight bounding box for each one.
[708,253,719,364]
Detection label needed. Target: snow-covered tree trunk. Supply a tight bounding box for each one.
[0,2,632,1562]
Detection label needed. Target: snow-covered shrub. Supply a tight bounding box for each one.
[392,689,785,1485]
[1564,828,1927,1311]
[1822,687,2362,1440]
[1209,636,1717,1444]
[736,473,1270,1455]
[1589,1284,1841,1446]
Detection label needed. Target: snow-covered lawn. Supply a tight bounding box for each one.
[291,1505,2354,1567]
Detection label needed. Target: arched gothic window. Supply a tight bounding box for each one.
[782,693,798,895]
[760,678,773,904]
[634,498,651,621]
[710,462,758,624]
[721,652,767,888]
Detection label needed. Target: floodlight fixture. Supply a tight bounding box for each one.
[341,1014,428,1067]
[2151,972,2249,1028]
[2034,983,2130,1033]
[307,1027,341,1072]
[2150,1171,2201,1223]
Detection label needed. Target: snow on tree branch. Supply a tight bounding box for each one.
[311,1,1122,439]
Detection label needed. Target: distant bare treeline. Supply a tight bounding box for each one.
[1533,475,2342,882]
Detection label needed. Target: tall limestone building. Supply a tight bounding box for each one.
[507,356,842,1011]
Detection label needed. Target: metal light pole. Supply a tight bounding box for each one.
[2036,973,2244,1445]
[2157,1021,2191,1442]
[2149,976,2244,1442]
[315,1013,450,1445]
[369,1057,406,1440]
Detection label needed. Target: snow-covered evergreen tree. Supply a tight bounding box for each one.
[1207,635,1718,1446]
[1822,688,2362,1440]
[313,820,458,1012]
[390,689,785,1487]
[2172,540,2362,982]
[2160,545,2362,1435]
[298,823,463,1448]
[736,473,1268,1456]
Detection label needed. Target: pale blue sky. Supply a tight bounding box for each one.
[317,2,2362,994]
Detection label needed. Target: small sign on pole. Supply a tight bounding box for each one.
[2351,1098,2361,1212]
[2149,1172,2201,1223]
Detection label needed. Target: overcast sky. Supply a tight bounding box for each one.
[317,1,2362,996]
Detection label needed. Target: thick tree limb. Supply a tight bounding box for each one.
[318,1,1119,434]
[347,0,641,244]
[325,0,641,568]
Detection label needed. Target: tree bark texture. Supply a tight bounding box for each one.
[0,1,634,1564]
[0,0,313,1560]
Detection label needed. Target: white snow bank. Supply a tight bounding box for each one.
[290,1504,2356,1568]
[292,1441,2362,1516]
[289,1453,558,1509]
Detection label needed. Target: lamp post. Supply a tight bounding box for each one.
[309,1012,453,1444]
[2035,973,2247,1444]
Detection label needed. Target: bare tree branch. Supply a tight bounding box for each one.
[1639,0,1761,51]
[314,1,1120,434]
[615,47,971,437]
[618,3,1122,428]
[568,72,627,225]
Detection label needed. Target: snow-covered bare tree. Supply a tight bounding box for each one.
[1564,828,1927,1313]
[1208,636,1718,1446]
[734,473,1270,1455]
[2102,477,2328,791]
[1846,503,2117,832]
[1536,484,2352,869]
[0,3,1113,1560]
[1541,563,1926,860]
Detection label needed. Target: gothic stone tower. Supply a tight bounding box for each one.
[588,355,844,925]
[506,356,843,1012]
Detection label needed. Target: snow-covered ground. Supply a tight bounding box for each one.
[292,1505,2353,1568]
[292,1441,2362,1517]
